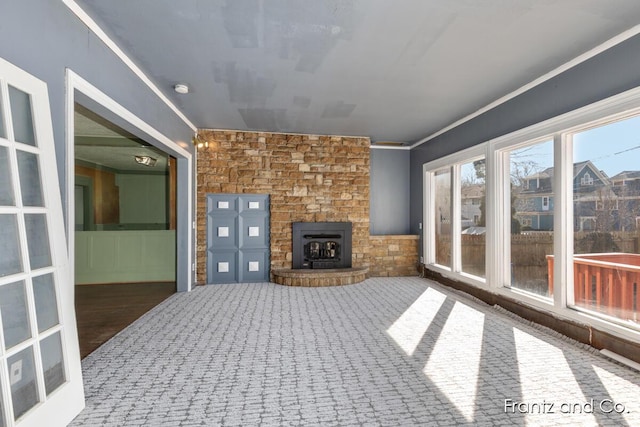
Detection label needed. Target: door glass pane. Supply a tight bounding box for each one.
[0,147,14,205]
[0,387,5,427]
[17,151,43,207]
[0,89,5,140]
[461,160,486,278]
[0,215,22,277]
[573,115,640,327]
[32,274,59,332]
[0,281,31,349]
[435,168,452,268]
[24,214,51,270]
[509,140,554,298]
[8,347,39,420]
[8,86,36,146]
[40,332,65,396]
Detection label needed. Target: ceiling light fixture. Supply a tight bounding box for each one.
[134,155,158,166]
[174,83,189,94]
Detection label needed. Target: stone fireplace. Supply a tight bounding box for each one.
[292,222,352,269]
[196,130,370,284]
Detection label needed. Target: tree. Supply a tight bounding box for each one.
[470,159,524,232]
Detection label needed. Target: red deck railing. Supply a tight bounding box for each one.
[547,253,640,323]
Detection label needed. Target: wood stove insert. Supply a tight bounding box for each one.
[292,222,352,269]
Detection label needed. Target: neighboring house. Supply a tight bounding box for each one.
[461,184,484,228]
[513,164,557,230]
[610,170,640,231]
[514,161,622,231]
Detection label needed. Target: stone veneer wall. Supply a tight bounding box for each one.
[368,235,420,277]
[196,130,370,283]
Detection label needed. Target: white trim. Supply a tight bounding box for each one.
[410,24,640,149]
[369,145,411,151]
[61,0,197,132]
[423,142,487,171]
[66,71,190,158]
[65,69,193,291]
[423,164,434,265]
[554,133,573,308]
[451,165,462,273]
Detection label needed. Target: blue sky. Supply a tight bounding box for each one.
[574,115,640,177]
[509,114,640,177]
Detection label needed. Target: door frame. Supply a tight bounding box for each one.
[64,70,195,292]
[74,176,94,232]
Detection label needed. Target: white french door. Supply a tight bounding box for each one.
[0,58,84,426]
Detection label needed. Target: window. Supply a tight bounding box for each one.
[434,168,451,268]
[572,114,640,326]
[423,87,640,337]
[425,151,486,282]
[461,160,486,278]
[508,140,554,297]
[581,172,594,186]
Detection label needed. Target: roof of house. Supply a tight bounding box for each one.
[523,160,611,183]
[611,170,640,181]
[461,184,484,198]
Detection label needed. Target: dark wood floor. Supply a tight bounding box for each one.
[75,282,176,359]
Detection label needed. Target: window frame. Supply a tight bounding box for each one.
[424,144,487,287]
[423,84,640,344]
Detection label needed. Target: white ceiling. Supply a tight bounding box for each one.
[75,105,169,172]
[75,0,640,144]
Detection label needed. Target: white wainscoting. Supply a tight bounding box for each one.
[75,230,176,284]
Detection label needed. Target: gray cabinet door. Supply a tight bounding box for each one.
[207,194,269,283]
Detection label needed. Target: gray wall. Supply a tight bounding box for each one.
[1,0,195,291]
[410,34,640,235]
[370,148,410,234]
[0,0,195,213]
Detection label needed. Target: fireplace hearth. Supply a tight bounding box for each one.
[292,222,352,269]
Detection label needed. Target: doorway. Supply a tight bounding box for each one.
[73,104,177,358]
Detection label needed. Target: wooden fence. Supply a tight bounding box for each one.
[437,231,640,299]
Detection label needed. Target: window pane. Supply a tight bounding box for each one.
[510,140,554,298]
[0,147,14,206]
[0,281,31,349]
[8,347,39,420]
[461,160,486,278]
[17,150,43,207]
[24,214,51,270]
[573,115,640,327]
[435,168,451,267]
[8,86,36,146]
[0,215,22,277]
[32,274,59,332]
[40,332,66,396]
